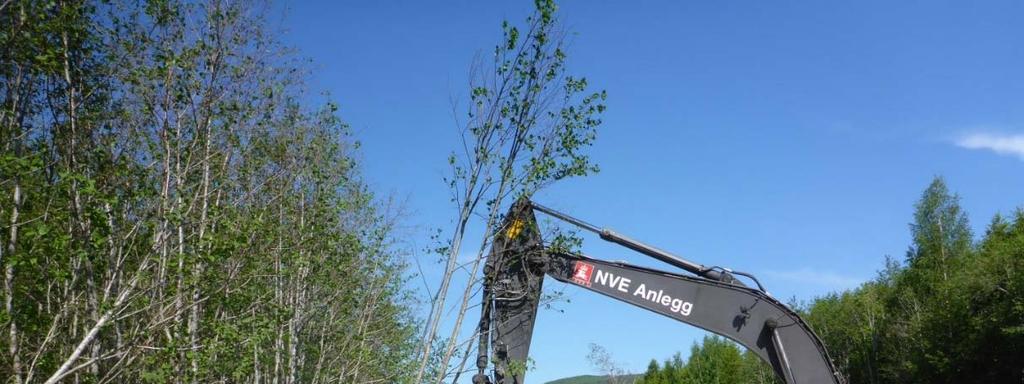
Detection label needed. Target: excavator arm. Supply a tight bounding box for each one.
[473,199,842,384]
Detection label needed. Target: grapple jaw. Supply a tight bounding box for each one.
[479,198,546,384]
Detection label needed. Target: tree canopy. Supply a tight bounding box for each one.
[2,1,415,382]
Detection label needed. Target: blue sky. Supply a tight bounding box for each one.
[277,1,1024,382]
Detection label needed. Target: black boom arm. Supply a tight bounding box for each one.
[546,253,839,384]
[473,200,842,384]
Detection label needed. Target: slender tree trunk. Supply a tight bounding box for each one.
[5,181,21,384]
[286,196,306,384]
[2,54,25,384]
[189,115,213,384]
[253,304,263,384]
[434,85,534,380]
[44,252,151,384]
[273,204,284,384]
[435,198,505,381]
[414,161,483,383]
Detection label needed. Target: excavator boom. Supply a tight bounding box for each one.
[474,199,842,384]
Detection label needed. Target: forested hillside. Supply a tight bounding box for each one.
[1,1,414,383]
[804,177,1024,383]
[634,178,1024,384]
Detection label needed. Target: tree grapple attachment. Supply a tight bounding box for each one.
[474,200,546,384]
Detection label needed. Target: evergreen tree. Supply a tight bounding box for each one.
[678,336,744,384]
[635,359,659,384]
[805,177,1023,383]
[635,337,779,384]
[947,210,1024,382]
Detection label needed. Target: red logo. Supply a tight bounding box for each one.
[572,261,595,287]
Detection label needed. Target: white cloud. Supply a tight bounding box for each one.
[763,268,863,291]
[955,132,1024,160]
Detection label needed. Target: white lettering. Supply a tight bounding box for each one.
[617,277,631,293]
[631,283,694,317]
[634,283,647,298]
[595,270,631,292]
[594,270,611,286]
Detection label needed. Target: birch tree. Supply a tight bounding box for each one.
[415,1,607,382]
[2,0,417,383]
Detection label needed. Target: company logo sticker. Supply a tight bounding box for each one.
[572,261,595,287]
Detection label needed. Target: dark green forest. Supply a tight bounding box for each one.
[634,178,1024,384]
[634,336,777,384]
[545,374,641,384]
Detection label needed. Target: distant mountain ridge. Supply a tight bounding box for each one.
[545,374,641,384]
